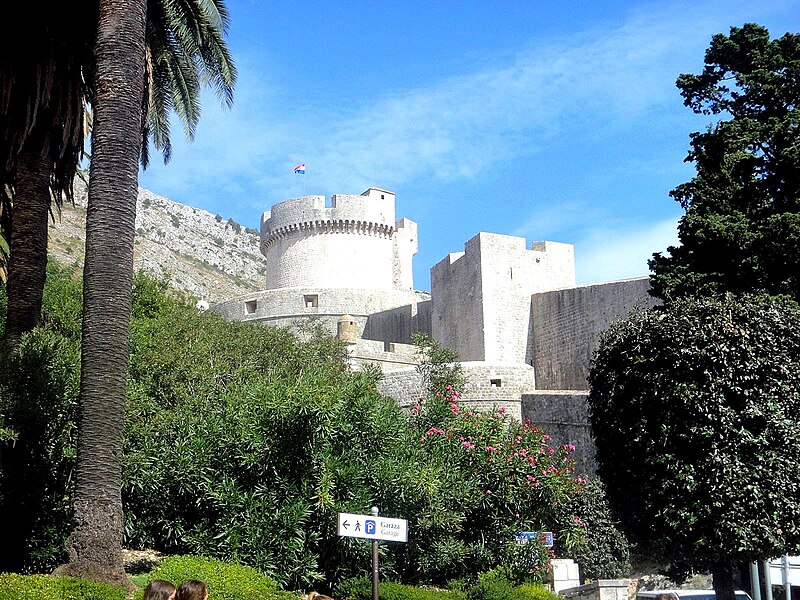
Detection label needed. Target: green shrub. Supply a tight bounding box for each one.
[338,577,464,600]
[466,578,528,600]
[0,263,83,572]
[555,478,631,580]
[1,265,596,590]
[0,573,127,600]
[515,583,561,600]
[140,555,293,600]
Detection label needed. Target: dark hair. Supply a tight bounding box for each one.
[175,580,207,600]
[144,579,177,600]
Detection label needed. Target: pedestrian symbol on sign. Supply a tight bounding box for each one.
[365,520,376,535]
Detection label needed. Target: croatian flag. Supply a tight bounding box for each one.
[294,163,306,174]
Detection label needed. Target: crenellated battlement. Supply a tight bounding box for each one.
[261,218,395,253]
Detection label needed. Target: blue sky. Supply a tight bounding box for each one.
[138,0,800,292]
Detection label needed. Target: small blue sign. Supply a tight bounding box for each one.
[365,520,376,535]
[516,531,554,548]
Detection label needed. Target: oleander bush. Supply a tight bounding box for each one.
[0,573,127,600]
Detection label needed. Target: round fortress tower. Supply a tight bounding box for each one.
[260,187,417,291]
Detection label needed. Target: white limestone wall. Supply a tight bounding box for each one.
[213,287,427,340]
[260,190,398,290]
[377,362,534,420]
[430,239,486,362]
[431,232,575,364]
[480,234,575,364]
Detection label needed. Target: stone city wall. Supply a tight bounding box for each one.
[530,277,654,390]
[213,287,427,340]
[432,233,576,364]
[377,362,535,421]
[521,391,595,475]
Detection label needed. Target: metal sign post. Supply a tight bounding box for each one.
[337,507,408,600]
[371,507,379,600]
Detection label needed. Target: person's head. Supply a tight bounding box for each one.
[144,579,177,600]
[175,580,208,600]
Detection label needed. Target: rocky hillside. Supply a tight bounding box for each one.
[48,177,265,304]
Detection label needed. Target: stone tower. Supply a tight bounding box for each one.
[260,187,417,291]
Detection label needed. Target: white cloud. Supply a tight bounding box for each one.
[574,217,680,284]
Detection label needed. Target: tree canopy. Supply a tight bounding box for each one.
[649,23,800,303]
[588,293,800,598]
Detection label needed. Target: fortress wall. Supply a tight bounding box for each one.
[349,339,419,371]
[529,277,654,390]
[431,239,486,361]
[392,218,418,291]
[377,362,533,421]
[478,234,576,364]
[264,231,394,290]
[213,287,423,339]
[264,191,395,230]
[362,296,432,344]
[522,391,595,475]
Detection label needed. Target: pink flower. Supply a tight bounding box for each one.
[499,406,507,414]
[526,474,535,482]
[463,441,475,449]
[487,445,496,453]
[450,403,460,415]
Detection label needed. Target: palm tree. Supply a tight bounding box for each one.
[51,0,149,585]
[2,0,235,580]
[0,2,94,348]
[1,0,236,349]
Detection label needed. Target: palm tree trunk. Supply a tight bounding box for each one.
[55,0,147,587]
[4,131,51,349]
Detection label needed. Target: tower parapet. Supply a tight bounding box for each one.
[260,188,416,291]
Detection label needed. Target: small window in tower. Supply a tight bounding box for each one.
[244,300,258,315]
[384,341,396,353]
[381,194,385,199]
[304,294,319,308]
[490,378,502,388]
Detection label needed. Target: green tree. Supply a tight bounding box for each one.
[588,294,800,600]
[1,0,235,582]
[649,24,800,303]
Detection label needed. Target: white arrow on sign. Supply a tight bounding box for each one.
[337,512,408,543]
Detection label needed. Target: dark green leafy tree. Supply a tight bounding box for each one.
[588,294,800,600]
[649,24,800,303]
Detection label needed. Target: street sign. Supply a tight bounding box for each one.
[337,512,408,543]
[516,531,554,547]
